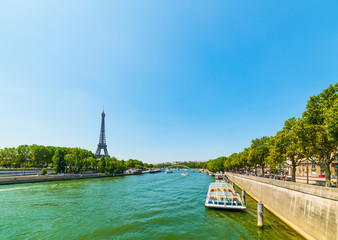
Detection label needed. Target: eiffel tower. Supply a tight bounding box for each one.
[96,110,109,159]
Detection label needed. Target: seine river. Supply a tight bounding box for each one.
[0,171,304,239]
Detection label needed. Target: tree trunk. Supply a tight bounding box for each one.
[291,159,296,182]
[306,158,309,184]
[262,165,265,177]
[325,161,331,187]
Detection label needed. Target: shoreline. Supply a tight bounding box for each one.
[0,173,128,185]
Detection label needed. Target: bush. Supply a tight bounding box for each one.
[41,168,47,175]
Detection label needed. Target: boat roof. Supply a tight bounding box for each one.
[209,181,233,189]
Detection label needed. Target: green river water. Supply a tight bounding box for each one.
[0,171,304,240]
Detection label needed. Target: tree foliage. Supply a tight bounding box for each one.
[207,83,337,187]
[269,118,304,182]
[53,149,66,174]
[248,136,270,177]
[302,83,338,183]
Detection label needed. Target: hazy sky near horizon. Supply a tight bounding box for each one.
[0,1,337,163]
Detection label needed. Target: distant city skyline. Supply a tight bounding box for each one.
[0,1,337,163]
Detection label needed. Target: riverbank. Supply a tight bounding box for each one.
[0,173,127,185]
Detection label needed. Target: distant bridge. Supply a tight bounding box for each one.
[167,164,191,169]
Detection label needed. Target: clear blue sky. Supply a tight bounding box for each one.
[0,1,337,163]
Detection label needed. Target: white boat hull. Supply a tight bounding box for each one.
[205,203,246,210]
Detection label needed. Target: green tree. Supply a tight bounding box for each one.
[248,136,270,177]
[65,153,75,172]
[53,149,66,173]
[325,97,338,142]
[302,83,338,185]
[0,148,13,168]
[106,157,116,173]
[90,157,99,171]
[30,145,43,167]
[73,148,83,172]
[240,148,252,172]
[207,157,226,172]
[3,148,17,168]
[200,161,207,169]
[17,145,31,168]
[82,157,91,171]
[126,159,144,169]
[270,118,304,182]
[292,118,318,182]
[115,159,126,174]
[98,157,107,173]
[30,145,52,167]
[225,153,240,171]
[268,135,287,176]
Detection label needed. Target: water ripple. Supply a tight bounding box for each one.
[0,171,304,240]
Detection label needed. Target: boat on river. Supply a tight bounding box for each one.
[132,169,143,175]
[205,180,246,210]
[181,172,188,176]
[215,173,223,180]
[166,169,173,174]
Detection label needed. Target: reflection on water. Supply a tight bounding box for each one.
[0,171,304,239]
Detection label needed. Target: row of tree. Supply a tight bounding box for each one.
[0,145,93,169]
[184,162,208,169]
[0,145,151,174]
[206,83,338,185]
[152,161,208,169]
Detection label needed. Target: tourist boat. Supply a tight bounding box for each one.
[166,169,173,174]
[149,169,161,174]
[215,174,223,180]
[205,180,246,210]
[132,169,143,175]
[181,172,188,176]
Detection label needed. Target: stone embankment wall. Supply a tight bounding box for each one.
[226,173,338,240]
[0,173,125,185]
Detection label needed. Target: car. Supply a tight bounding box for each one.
[318,175,325,178]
